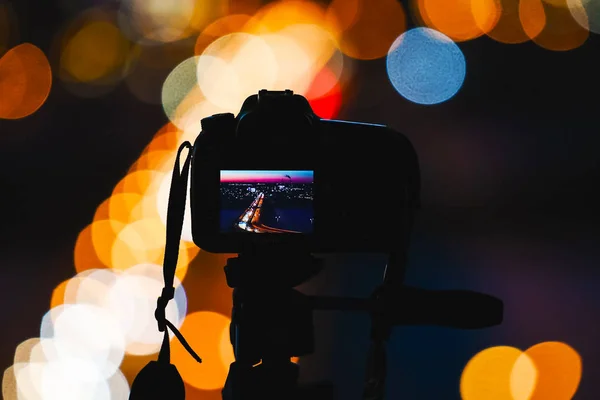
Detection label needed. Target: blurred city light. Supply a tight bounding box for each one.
[111,217,191,280]
[40,304,126,378]
[5,358,130,400]
[2,365,17,399]
[325,0,360,32]
[90,219,126,269]
[510,350,538,400]
[474,0,543,44]
[521,0,589,50]
[569,0,600,33]
[55,8,135,98]
[117,0,226,44]
[0,43,52,119]
[247,0,333,35]
[104,264,187,355]
[13,339,40,365]
[525,341,582,399]
[387,27,466,105]
[198,33,279,110]
[415,0,496,41]
[461,342,582,399]
[124,40,194,104]
[306,66,343,119]
[106,193,145,224]
[460,346,536,400]
[194,13,255,55]
[162,56,205,128]
[63,268,118,308]
[333,0,408,60]
[60,18,130,82]
[139,123,182,156]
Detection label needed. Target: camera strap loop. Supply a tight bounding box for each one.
[154,141,202,365]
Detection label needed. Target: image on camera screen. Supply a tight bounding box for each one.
[220,170,314,233]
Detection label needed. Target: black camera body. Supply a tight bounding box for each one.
[190,90,420,254]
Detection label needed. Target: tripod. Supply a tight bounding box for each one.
[221,249,503,400]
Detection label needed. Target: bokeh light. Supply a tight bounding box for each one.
[162,56,206,127]
[2,365,17,400]
[569,0,600,33]
[225,0,263,15]
[473,0,545,44]
[525,341,582,399]
[415,0,497,41]
[29,344,51,369]
[194,13,254,55]
[13,338,40,365]
[74,223,108,273]
[461,342,583,400]
[134,150,176,174]
[510,350,538,400]
[460,346,536,400]
[7,358,130,400]
[117,0,226,44]
[55,8,135,98]
[171,311,234,391]
[62,268,118,308]
[387,27,466,105]
[104,264,187,355]
[41,358,111,399]
[198,33,279,110]
[110,217,190,281]
[247,0,332,35]
[91,219,126,269]
[335,0,407,60]
[14,362,45,400]
[49,279,71,311]
[306,67,343,119]
[260,31,317,93]
[60,18,131,83]
[47,266,187,360]
[164,8,347,132]
[521,0,589,51]
[113,169,163,197]
[272,24,343,92]
[108,193,145,223]
[139,122,182,156]
[40,304,126,379]
[325,0,361,32]
[124,40,193,104]
[0,43,52,119]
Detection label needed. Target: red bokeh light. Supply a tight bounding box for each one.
[306,67,342,119]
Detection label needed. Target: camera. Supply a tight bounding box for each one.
[131,90,502,400]
[190,89,421,254]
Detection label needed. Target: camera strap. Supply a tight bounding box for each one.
[154,141,202,365]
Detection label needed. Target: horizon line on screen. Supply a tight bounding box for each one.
[221,170,313,183]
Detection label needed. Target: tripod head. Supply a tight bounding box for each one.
[219,249,502,400]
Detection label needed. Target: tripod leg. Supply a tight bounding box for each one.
[222,361,257,400]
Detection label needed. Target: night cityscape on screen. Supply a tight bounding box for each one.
[220,170,314,233]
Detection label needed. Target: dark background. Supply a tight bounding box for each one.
[1,0,599,399]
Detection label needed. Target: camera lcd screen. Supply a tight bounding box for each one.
[220,170,314,234]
